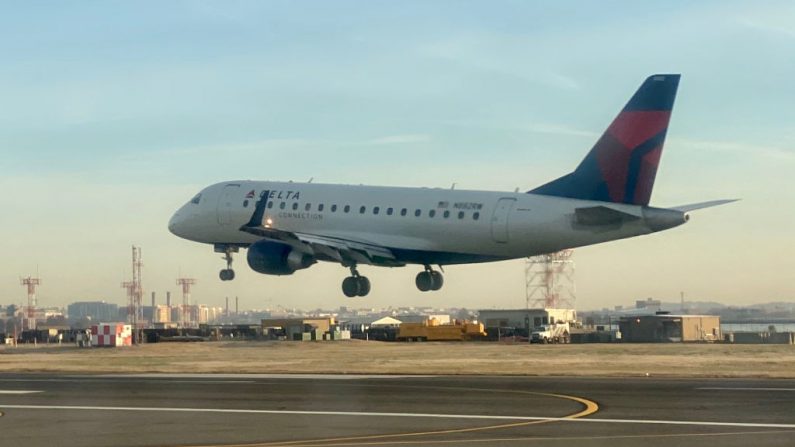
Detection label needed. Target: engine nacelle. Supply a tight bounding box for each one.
[246,240,316,276]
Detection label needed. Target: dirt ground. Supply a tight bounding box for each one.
[1,341,793,378]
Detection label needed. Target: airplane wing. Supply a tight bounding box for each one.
[240,206,403,267]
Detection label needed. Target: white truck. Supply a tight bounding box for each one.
[530,323,570,344]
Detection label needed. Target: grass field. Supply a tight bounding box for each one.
[2,341,794,378]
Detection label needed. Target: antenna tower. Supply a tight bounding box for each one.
[121,246,144,343]
[525,250,576,309]
[176,277,197,328]
[20,276,41,331]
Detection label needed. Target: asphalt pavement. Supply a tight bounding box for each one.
[0,373,793,446]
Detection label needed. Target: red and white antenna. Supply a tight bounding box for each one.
[20,276,41,331]
[176,277,197,328]
[121,246,144,343]
[525,250,576,310]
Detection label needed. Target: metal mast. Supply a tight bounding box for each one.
[121,246,144,343]
[176,277,197,328]
[525,250,576,309]
[20,276,41,331]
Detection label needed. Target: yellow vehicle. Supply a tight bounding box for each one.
[397,318,486,341]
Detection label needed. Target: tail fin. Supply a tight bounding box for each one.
[530,74,680,205]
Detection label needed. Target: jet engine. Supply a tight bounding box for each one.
[246,240,316,275]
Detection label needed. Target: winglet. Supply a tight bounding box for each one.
[245,190,270,228]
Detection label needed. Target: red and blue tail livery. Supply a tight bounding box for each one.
[531,74,680,205]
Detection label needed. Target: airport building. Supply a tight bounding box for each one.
[67,301,120,322]
[261,317,347,341]
[478,308,577,332]
[618,314,721,342]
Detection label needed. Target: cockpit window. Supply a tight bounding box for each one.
[190,194,202,205]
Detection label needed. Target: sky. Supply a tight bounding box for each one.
[1,1,793,312]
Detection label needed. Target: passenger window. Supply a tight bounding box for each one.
[305,203,311,211]
[458,211,465,219]
[443,210,450,219]
[280,202,286,210]
[473,212,480,220]
[344,205,350,213]
[267,201,274,209]
[387,207,393,215]
[359,206,366,214]
[400,208,407,216]
[243,200,249,208]
[331,204,337,212]
[429,210,436,218]
[292,203,298,210]
[373,206,380,215]
[414,209,421,217]
[318,204,324,212]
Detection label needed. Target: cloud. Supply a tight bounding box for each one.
[417,34,581,91]
[672,137,795,162]
[365,134,431,145]
[522,122,598,138]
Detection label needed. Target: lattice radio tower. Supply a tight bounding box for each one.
[20,276,41,331]
[525,250,576,309]
[176,277,197,328]
[121,246,144,343]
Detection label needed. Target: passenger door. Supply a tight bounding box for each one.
[490,198,516,243]
[217,184,241,225]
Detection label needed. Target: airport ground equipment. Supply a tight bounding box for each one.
[530,322,571,344]
[397,319,486,341]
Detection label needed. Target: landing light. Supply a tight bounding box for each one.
[265,218,273,228]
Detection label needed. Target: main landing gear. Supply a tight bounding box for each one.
[416,265,444,292]
[342,265,371,297]
[217,245,238,281]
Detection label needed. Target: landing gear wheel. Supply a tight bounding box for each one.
[216,245,238,282]
[342,276,360,297]
[341,265,371,297]
[357,276,371,296]
[415,271,433,292]
[416,266,444,292]
[430,271,444,291]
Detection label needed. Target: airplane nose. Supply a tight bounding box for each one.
[168,211,182,236]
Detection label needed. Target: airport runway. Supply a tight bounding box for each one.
[0,373,793,447]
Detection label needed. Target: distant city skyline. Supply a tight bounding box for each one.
[1,1,793,310]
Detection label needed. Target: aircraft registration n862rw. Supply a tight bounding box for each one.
[168,74,735,297]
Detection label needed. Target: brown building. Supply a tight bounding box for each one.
[619,314,721,342]
[261,318,335,340]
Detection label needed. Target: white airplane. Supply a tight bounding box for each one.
[169,74,734,297]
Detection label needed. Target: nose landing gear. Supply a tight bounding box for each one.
[342,265,370,297]
[216,245,238,281]
[416,265,443,292]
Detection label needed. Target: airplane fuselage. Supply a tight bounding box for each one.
[168,74,729,297]
[169,180,684,266]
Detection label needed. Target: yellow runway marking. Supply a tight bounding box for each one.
[188,386,599,447]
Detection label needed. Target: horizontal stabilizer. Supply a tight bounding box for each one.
[671,199,739,212]
[574,206,641,226]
